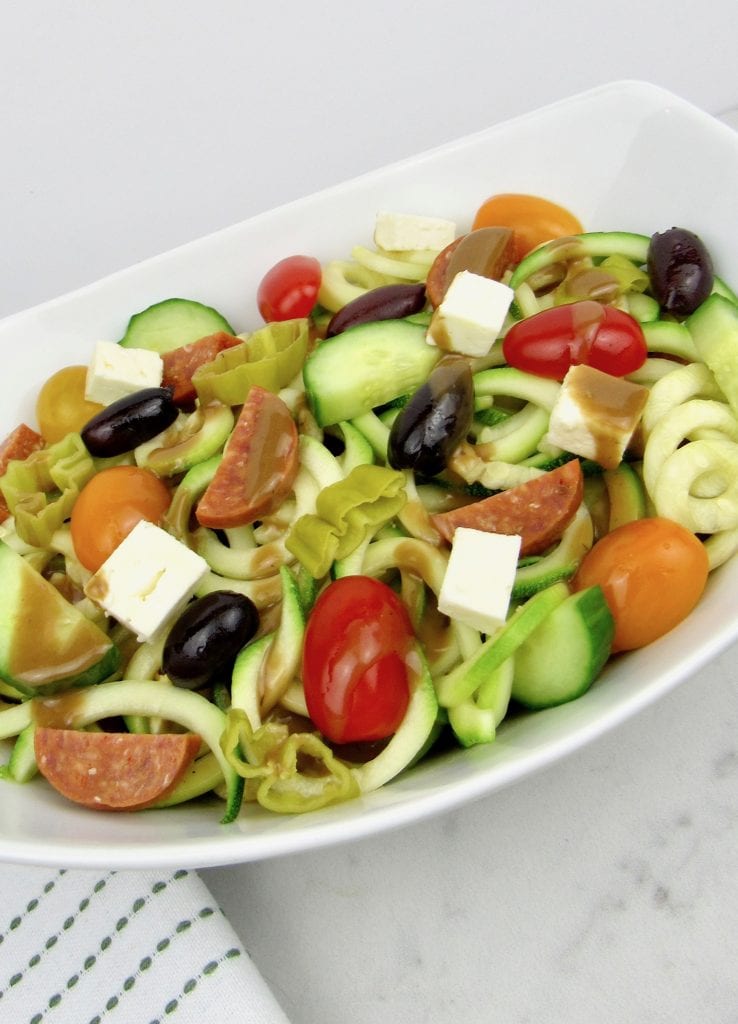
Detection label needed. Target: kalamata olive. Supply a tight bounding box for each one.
[647,227,714,317]
[162,591,260,690]
[326,283,426,337]
[81,387,178,457]
[388,358,474,476]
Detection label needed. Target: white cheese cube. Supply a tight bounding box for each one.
[85,341,163,406]
[544,364,648,470]
[438,527,521,634]
[427,271,514,357]
[373,211,456,252]
[84,521,208,642]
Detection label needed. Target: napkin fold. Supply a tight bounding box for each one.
[0,865,290,1024]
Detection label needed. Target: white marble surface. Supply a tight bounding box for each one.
[2,3,738,1022]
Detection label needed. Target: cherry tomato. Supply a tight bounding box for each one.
[471,193,583,263]
[71,465,172,572]
[256,255,322,323]
[503,301,647,380]
[36,366,104,444]
[572,517,709,652]
[302,576,414,744]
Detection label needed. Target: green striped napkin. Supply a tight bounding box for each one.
[0,866,290,1023]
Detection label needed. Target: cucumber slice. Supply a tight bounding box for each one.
[687,294,738,416]
[303,319,440,427]
[435,582,570,708]
[119,298,234,355]
[0,542,119,697]
[511,586,614,708]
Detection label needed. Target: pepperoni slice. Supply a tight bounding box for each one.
[162,331,242,404]
[34,728,201,811]
[433,459,584,556]
[0,423,44,522]
[196,385,299,529]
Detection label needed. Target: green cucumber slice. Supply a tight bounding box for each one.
[119,297,234,355]
[0,542,119,697]
[303,319,440,427]
[435,582,570,708]
[687,294,738,416]
[511,586,614,708]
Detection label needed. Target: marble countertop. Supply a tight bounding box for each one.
[204,639,738,1022]
[2,4,737,1021]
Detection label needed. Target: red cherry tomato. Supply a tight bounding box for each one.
[572,517,709,652]
[503,301,647,381]
[256,255,322,323]
[302,576,414,744]
[71,465,172,572]
[472,193,583,263]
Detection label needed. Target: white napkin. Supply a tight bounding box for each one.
[0,865,290,1024]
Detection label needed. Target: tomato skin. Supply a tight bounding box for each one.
[71,466,172,572]
[472,193,583,263]
[572,517,709,652]
[257,255,322,323]
[36,366,104,443]
[302,576,414,744]
[503,301,647,381]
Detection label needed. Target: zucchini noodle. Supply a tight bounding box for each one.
[1,211,737,824]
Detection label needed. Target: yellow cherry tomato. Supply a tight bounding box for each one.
[35,366,104,443]
[572,517,709,652]
[472,193,583,264]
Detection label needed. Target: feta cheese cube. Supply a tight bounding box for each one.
[85,341,163,406]
[544,364,649,470]
[438,527,521,634]
[373,211,456,252]
[84,521,208,642]
[426,271,514,357]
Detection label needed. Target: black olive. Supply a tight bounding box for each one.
[387,359,473,477]
[162,591,260,690]
[326,283,426,337]
[647,227,714,317]
[81,386,178,457]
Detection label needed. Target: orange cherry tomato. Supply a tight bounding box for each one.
[36,366,104,444]
[572,517,709,652]
[71,466,172,572]
[471,193,583,264]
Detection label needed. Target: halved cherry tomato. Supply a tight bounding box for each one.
[471,193,583,264]
[503,301,647,381]
[36,366,104,443]
[71,465,172,572]
[257,255,322,323]
[572,517,709,652]
[196,386,298,528]
[302,576,414,744]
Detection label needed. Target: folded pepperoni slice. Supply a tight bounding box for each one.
[34,728,201,811]
[162,331,242,404]
[433,459,583,557]
[196,385,299,529]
